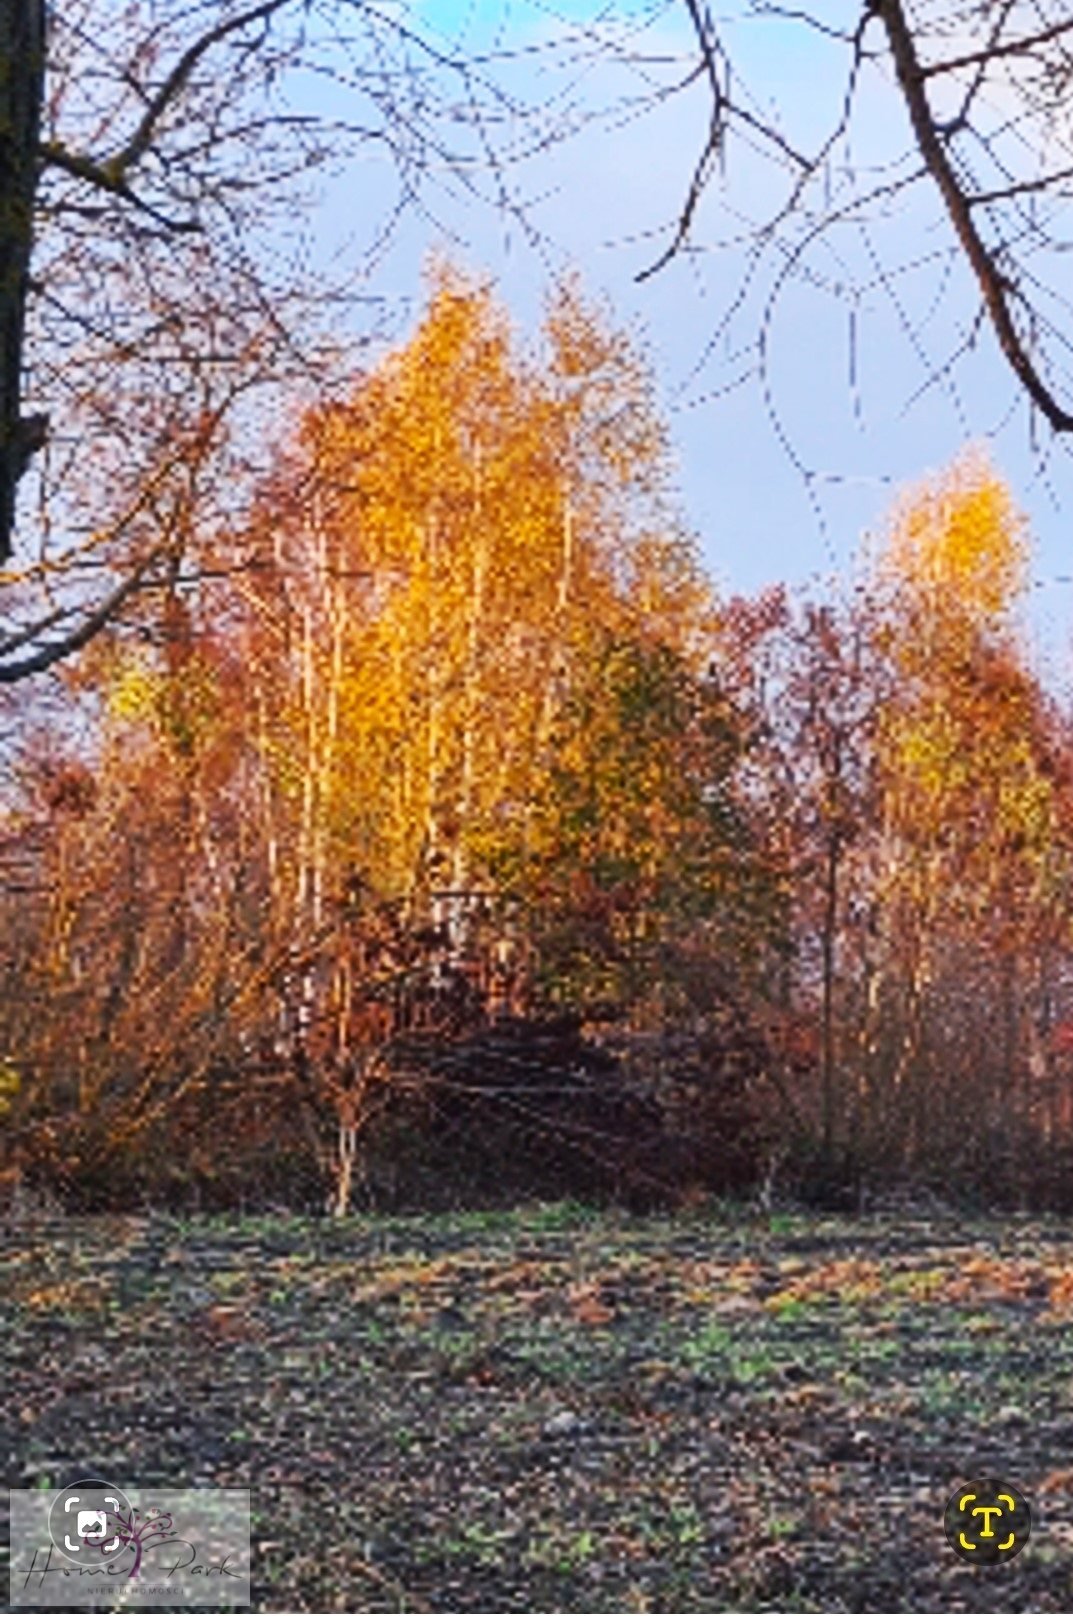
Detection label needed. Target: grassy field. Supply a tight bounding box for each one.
[5,1201,1073,1612]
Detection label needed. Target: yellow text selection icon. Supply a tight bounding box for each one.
[944,1479,1031,1564]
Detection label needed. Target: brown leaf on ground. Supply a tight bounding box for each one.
[567,1282,614,1326]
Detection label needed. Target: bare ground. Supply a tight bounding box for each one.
[4,1202,1073,1612]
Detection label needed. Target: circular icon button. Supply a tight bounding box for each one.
[944,1479,1031,1563]
[48,1476,135,1567]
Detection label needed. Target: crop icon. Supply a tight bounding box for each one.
[48,1478,132,1562]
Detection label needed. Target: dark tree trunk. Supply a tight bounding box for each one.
[0,0,45,563]
[820,827,839,1157]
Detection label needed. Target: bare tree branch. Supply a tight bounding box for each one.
[106,0,293,181]
[878,0,1073,432]
[636,0,727,283]
[0,0,542,678]
[37,140,203,231]
[0,543,166,683]
[918,16,1073,80]
[969,163,1073,208]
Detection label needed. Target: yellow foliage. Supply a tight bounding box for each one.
[107,653,159,723]
[246,261,709,908]
[880,448,1027,629]
[870,450,1073,946]
[0,1058,19,1117]
[104,647,220,760]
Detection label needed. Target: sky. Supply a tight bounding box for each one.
[301,0,1073,691]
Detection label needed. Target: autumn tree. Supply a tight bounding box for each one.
[836,453,1073,1194]
[701,577,892,1202]
[695,455,1073,1207]
[239,267,688,921]
[215,264,780,1210]
[497,629,774,1018]
[0,601,301,1207]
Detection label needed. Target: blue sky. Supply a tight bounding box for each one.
[307,0,1073,689]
